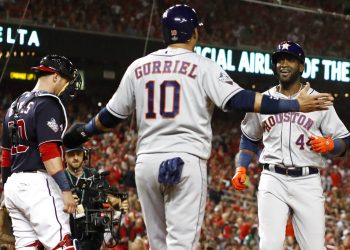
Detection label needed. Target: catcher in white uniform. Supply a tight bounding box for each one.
[232,41,350,250]
[62,7,333,250]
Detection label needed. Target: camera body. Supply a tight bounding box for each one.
[73,171,127,242]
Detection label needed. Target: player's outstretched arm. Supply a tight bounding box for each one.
[254,83,333,113]
[226,83,333,114]
[63,107,125,149]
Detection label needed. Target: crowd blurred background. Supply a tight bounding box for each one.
[0,0,350,249]
[1,0,350,59]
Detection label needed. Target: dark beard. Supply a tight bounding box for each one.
[278,70,301,89]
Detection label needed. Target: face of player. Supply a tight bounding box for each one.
[65,150,85,170]
[276,54,304,88]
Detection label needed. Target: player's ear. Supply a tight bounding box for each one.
[52,73,59,83]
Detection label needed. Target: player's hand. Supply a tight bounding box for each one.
[297,82,333,112]
[62,191,77,214]
[63,122,90,149]
[231,166,248,191]
[309,135,334,154]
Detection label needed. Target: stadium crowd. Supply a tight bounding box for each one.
[1,0,350,59]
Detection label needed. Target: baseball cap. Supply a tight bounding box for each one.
[65,145,85,153]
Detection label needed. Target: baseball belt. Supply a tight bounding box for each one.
[263,164,319,177]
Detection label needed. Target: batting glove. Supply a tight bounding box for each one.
[309,135,334,154]
[231,166,248,191]
[63,122,90,149]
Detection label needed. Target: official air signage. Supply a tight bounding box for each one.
[0,25,40,47]
[195,46,350,83]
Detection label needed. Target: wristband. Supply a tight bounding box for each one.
[278,99,299,113]
[99,107,123,128]
[260,95,299,114]
[52,170,71,191]
[332,138,343,155]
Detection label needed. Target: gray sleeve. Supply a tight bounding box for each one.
[106,65,135,118]
[201,59,243,111]
[241,112,263,141]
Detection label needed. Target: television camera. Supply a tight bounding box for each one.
[73,170,128,245]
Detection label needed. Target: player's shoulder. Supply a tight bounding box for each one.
[33,91,63,109]
[261,84,318,96]
[306,86,319,95]
[150,47,211,64]
[262,86,278,96]
[150,47,196,57]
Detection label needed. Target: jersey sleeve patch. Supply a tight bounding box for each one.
[47,118,60,133]
[35,98,65,144]
[218,72,234,85]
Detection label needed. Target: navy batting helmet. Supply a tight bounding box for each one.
[161,4,203,45]
[271,41,305,65]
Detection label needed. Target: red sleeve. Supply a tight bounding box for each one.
[38,142,62,161]
[1,148,11,168]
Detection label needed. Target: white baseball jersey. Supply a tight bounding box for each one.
[241,86,349,168]
[107,47,243,159]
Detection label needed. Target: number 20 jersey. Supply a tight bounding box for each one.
[106,47,243,159]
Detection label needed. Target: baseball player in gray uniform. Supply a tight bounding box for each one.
[232,41,350,250]
[62,7,333,250]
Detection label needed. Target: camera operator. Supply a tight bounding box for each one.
[64,145,128,250]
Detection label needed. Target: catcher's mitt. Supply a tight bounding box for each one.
[0,207,15,245]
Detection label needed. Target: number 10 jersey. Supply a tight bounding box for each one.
[106,47,243,159]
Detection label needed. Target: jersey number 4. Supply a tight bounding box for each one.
[8,119,29,154]
[145,80,180,119]
[295,134,311,150]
